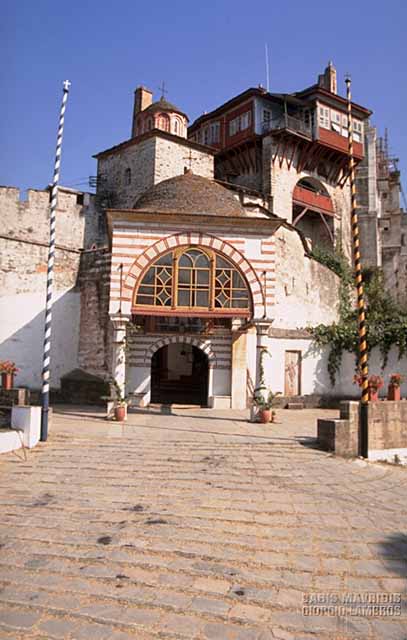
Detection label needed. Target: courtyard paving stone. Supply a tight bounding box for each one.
[0,405,406,638]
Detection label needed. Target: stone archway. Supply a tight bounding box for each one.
[145,336,215,407]
[143,335,216,367]
[151,344,209,406]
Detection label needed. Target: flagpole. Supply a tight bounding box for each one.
[345,74,369,457]
[40,80,71,442]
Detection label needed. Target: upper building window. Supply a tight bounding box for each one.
[157,113,170,132]
[211,122,220,143]
[134,247,250,312]
[353,119,363,143]
[319,106,330,129]
[201,122,220,145]
[330,110,342,133]
[229,111,251,137]
[124,168,131,185]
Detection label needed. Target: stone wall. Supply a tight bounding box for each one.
[154,136,214,183]
[318,400,407,459]
[97,137,157,209]
[77,249,112,377]
[0,186,99,249]
[97,133,214,210]
[368,401,407,451]
[272,225,341,329]
[0,185,101,389]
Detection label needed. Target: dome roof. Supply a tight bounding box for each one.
[143,96,189,121]
[133,172,248,217]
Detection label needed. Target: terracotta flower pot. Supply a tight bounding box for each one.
[368,388,379,402]
[259,408,271,423]
[1,373,14,390]
[114,405,126,422]
[387,384,400,401]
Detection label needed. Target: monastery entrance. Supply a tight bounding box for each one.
[151,343,209,406]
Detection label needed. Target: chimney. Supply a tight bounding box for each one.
[132,86,153,137]
[318,61,337,95]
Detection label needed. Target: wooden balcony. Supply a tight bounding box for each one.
[263,115,312,139]
[318,128,363,159]
[293,185,334,215]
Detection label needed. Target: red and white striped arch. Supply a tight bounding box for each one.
[112,231,265,318]
[143,335,216,367]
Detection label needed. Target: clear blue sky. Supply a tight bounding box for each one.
[1,0,406,200]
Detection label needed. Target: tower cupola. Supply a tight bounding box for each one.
[131,87,189,139]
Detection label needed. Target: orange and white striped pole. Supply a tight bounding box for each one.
[345,75,369,457]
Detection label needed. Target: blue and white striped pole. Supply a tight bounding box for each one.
[41,80,71,442]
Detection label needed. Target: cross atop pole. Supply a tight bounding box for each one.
[183,148,197,171]
[158,81,168,99]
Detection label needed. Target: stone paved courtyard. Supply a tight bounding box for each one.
[0,406,406,640]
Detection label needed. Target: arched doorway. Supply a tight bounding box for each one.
[151,343,209,406]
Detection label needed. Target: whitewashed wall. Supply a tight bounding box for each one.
[0,289,80,389]
[260,337,407,399]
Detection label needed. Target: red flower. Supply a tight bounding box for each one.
[390,373,403,387]
[353,371,384,390]
[368,375,384,391]
[0,360,19,375]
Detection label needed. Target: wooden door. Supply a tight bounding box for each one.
[284,350,301,396]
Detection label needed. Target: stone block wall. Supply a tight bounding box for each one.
[318,400,407,458]
[272,225,340,329]
[368,401,407,451]
[154,137,214,183]
[97,137,157,209]
[77,249,112,377]
[0,186,99,250]
[97,133,214,210]
[0,185,102,389]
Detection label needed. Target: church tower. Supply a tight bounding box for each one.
[131,86,189,139]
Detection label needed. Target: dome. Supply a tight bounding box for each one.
[143,97,189,121]
[133,172,248,217]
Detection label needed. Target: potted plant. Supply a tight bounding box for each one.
[353,371,384,401]
[388,374,403,401]
[0,361,19,390]
[253,389,280,423]
[367,374,384,401]
[102,379,130,422]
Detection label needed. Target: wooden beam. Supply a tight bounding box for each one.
[293,207,309,226]
[319,212,334,244]
[279,136,288,169]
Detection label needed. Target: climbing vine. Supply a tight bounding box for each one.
[309,251,407,385]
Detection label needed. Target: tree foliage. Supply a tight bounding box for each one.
[309,250,407,385]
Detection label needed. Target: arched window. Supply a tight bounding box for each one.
[134,247,250,313]
[174,119,179,135]
[157,113,170,132]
